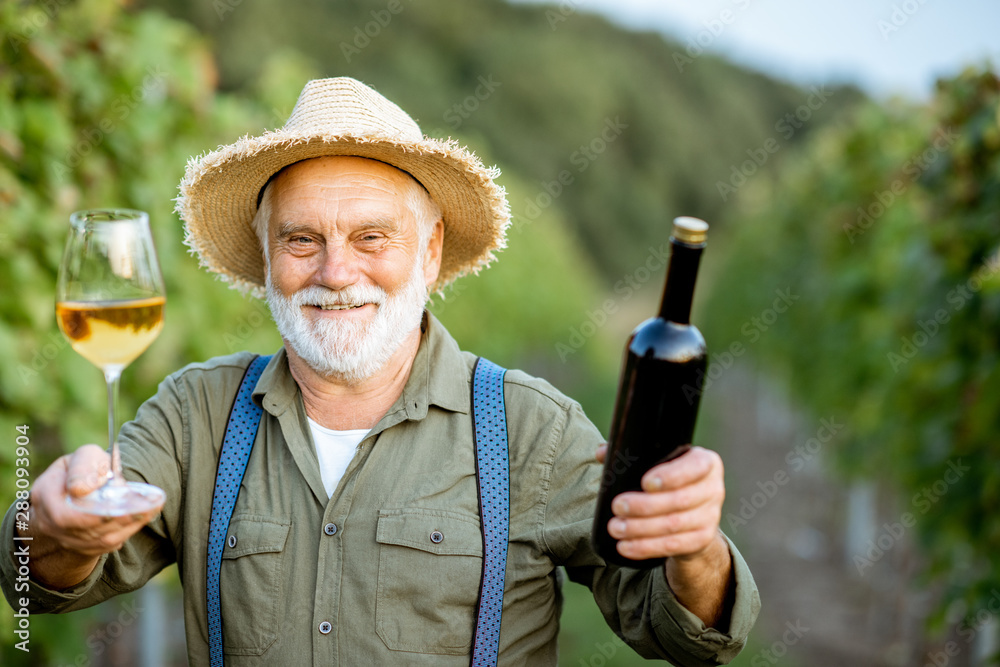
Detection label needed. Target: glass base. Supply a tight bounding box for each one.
[67,481,166,517]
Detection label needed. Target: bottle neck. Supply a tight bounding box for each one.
[658,239,704,324]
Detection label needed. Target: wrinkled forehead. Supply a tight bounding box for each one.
[259,156,426,209]
[260,158,441,255]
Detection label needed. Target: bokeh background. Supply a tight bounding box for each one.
[2,0,999,664]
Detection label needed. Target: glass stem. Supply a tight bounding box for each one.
[104,367,125,487]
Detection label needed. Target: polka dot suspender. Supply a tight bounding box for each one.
[205,355,510,666]
[206,354,271,667]
[470,357,510,667]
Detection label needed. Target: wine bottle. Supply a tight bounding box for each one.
[591,216,709,569]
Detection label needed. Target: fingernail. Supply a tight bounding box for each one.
[613,499,629,514]
[645,477,663,492]
[610,518,627,537]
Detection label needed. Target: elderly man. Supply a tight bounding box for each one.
[2,78,759,665]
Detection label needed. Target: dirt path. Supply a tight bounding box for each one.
[710,364,968,667]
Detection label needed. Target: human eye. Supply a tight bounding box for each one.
[279,230,320,255]
[355,230,388,248]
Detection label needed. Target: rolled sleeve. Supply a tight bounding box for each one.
[648,533,760,664]
[543,397,760,665]
[0,502,110,614]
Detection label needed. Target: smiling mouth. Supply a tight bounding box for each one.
[313,303,368,311]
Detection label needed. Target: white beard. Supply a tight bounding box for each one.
[266,256,428,384]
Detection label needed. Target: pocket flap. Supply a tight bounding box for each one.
[376,509,482,557]
[222,517,291,560]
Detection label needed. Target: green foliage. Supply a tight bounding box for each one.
[0,1,291,662]
[704,67,1000,630]
[0,0,928,665]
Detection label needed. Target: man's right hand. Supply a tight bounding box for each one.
[18,444,163,590]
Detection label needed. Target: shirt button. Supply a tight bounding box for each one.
[430,530,444,544]
[324,523,338,536]
[318,621,332,635]
[227,535,237,548]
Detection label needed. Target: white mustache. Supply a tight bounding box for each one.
[290,284,387,309]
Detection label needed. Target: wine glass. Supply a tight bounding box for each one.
[55,209,167,516]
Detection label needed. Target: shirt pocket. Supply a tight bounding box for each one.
[375,508,484,655]
[219,516,291,656]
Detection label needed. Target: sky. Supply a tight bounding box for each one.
[511,0,1000,99]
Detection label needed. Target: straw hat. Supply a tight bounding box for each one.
[176,77,510,297]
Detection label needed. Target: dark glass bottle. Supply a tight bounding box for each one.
[591,217,709,569]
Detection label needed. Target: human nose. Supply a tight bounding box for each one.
[314,243,361,290]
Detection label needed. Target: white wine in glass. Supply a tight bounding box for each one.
[56,209,167,516]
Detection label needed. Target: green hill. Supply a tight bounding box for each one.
[139,0,866,280]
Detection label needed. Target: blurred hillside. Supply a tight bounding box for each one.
[140,0,866,281]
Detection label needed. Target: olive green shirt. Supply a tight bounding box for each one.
[2,313,759,666]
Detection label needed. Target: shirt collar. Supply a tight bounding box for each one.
[401,310,471,419]
[252,310,471,419]
[254,346,296,415]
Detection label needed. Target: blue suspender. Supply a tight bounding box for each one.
[470,357,510,667]
[206,355,510,666]
[206,354,271,667]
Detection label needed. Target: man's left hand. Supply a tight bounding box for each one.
[595,444,733,627]
[596,444,724,561]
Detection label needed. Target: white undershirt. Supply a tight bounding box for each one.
[307,418,368,499]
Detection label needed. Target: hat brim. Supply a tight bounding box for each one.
[176,130,510,297]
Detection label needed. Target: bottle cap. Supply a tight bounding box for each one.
[671,217,709,245]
